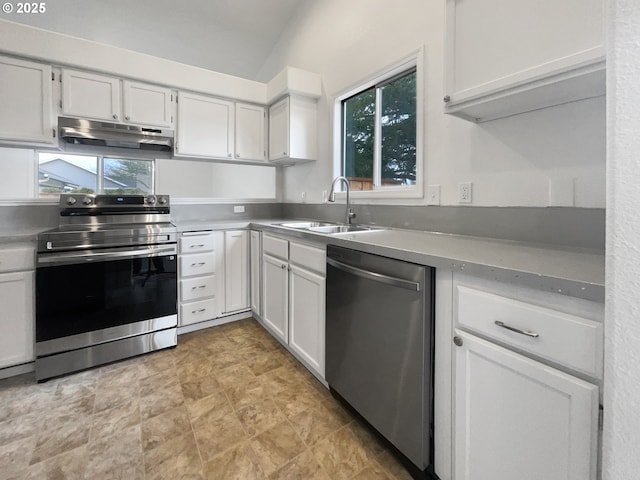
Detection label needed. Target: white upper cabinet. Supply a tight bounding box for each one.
[122,81,173,127]
[268,95,317,164]
[0,55,55,146]
[235,103,266,161]
[176,91,234,159]
[444,0,605,122]
[61,69,174,127]
[62,69,121,122]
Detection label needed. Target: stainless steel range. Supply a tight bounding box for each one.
[35,194,178,381]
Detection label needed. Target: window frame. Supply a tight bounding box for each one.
[333,49,425,200]
[36,151,156,198]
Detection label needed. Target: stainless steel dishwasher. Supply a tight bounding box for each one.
[326,245,436,479]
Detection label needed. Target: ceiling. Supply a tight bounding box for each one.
[4,0,306,80]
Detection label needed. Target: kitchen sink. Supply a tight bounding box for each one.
[308,225,379,234]
[277,221,383,235]
[278,221,340,229]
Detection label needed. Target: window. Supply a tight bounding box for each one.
[341,67,418,193]
[38,152,154,198]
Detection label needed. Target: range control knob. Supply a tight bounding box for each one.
[66,196,77,205]
[158,196,168,205]
[82,197,93,205]
[146,195,157,204]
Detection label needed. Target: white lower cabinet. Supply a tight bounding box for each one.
[0,245,35,370]
[261,233,325,378]
[289,263,325,375]
[453,330,598,480]
[451,273,603,480]
[250,230,262,316]
[178,231,224,326]
[179,229,251,328]
[0,271,34,369]
[224,230,249,313]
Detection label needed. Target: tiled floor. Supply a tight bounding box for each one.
[0,318,413,480]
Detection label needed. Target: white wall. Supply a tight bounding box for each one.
[0,148,35,199]
[257,0,606,207]
[156,159,276,200]
[603,0,640,478]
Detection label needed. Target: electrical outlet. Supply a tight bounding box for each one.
[233,205,245,213]
[426,185,441,205]
[301,191,306,203]
[458,182,472,204]
[322,190,328,203]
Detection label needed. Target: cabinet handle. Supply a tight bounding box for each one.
[192,285,207,290]
[235,153,240,158]
[227,153,232,157]
[192,308,206,314]
[494,320,540,338]
[189,244,205,248]
[113,114,118,120]
[191,262,206,267]
[443,95,451,103]
[453,336,463,347]
[281,264,286,269]
[125,116,130,121]
[283,151,287,156]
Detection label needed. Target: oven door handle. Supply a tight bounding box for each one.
[37,245,178,266]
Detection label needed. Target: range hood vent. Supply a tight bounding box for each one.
[59,117,174,153]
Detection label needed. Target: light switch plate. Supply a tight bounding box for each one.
[426,185,441,205]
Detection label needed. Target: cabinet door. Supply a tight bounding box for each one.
[224,230,249,313]
[444,0,604,121]
[0,56,54,145]
[250,230,262,315]
[289,264,325,377]
[268,97,289,161]
[122,81,173,127]
[62,69,121,121]
[262,253,288,343]
[235,103,266,161]
[0,271,34,369]
[176,92,234,158]
[454,330,598,480]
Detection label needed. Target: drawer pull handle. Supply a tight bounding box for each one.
[192,308,206,314]
[192,285,207,290]
[190,244,205,248]
[494,320,539,338]
[191,262,206,267]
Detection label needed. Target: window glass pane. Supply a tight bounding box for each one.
[380,71,416,186]
[343,87,375,191]
[104,158,154,195]
[38,153,97,197]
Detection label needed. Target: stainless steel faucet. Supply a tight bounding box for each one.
[328,176,356,224]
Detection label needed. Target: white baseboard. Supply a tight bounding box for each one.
[177,310,253,335]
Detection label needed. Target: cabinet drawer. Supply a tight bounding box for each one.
[180,275,216,302]
[456,284,603,378]
[290,241,325,275]
[180,298,218,326]
[179,234,216,254]
[0,246,34,273]
[180,253,216,277]
[263,234,289,260]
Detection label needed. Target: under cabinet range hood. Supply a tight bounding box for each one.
[58,117,174,155]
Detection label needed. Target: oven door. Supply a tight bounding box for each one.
[36,244,177,356]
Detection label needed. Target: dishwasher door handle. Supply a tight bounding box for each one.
[327,257,421,291]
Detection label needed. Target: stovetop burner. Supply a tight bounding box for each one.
[37,194,176,252]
